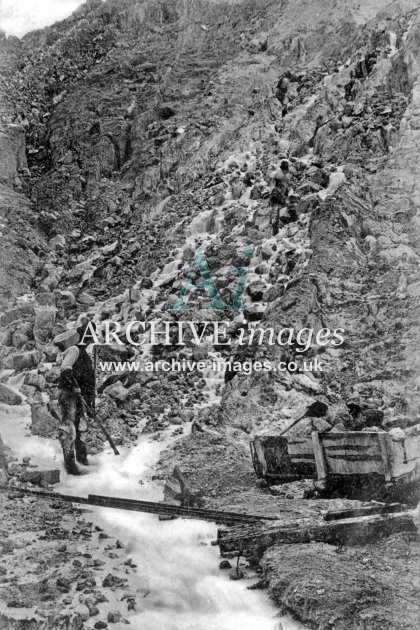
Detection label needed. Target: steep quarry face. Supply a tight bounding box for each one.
[0,0,419,442]
[1,0,420,463]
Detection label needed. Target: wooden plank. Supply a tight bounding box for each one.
[321,432,381,440]
[0,433,8,472]
[0,434,8,487]
[218,510,416,557]
[253,439,268,477]
[327,454,382,461]
[322,433,383,476]
[390,436,420,481]
[287,437,313,450]
[312,432,328,481]
[288,437,316,465]
[289,454,316,461]
[324,458,383,476]
[322,503,403,521]
[252,436,316,482]
[377,433,392,482]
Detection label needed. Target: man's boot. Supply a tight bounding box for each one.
[75,439,89,466]
[64,451,83,476]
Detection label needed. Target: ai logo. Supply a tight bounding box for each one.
[172,247,253,310]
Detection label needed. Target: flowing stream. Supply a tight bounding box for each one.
[1,396,304,630]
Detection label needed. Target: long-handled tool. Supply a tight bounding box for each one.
[278,400,328,436]
[81,397,120,456]
[83,344,119,456]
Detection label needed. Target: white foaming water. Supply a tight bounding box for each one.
[389,31,398,56]
[189,208,222,236]
[0,398,304,630]
[318,167,346,201]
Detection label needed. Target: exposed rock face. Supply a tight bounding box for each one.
[0,0,418,470]
[0,0,418,448]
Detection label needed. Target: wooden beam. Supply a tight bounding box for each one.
[218,510,416,558]
[0,434,8,487]
[322,503,403,521]
[312,431,328,481]
[377,433,393,482]
[0,433,8,472]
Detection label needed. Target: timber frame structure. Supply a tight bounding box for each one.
[250,431,420,499]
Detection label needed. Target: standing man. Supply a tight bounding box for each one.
[270,160,290,235]
[57,321,96,475]
[275,71,295,117]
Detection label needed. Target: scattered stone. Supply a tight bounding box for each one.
[247,281,266,301]
[34,306,56,343]
[24,372,46,390]
[30,404,58,437]
[43,344,59,361]
[102,573,122,588]
[78,292,95,306]
[312,418,332,432]
[105,381,129,403]
[36,293,57,308]
[11,331,29,348]
[0,305,35,327]
[13,350,42,371]
[250,33,268,52]
[22,469,60,486]
[53,329,79,349]
[7,599,25,607]
[0,383,22,405]
[158,104,176,119]
[49,234,66,250]
[107,611,122,623]
[55,290,76,307]
[93,559,105,567]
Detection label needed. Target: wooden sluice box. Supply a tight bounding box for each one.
[250,431,420,497]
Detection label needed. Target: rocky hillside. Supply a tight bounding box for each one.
[1,1,420,628]
[1,0,420,437]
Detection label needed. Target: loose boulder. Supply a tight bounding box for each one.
[34,306,57,344]
[158,104,176,119]
[22,469,60,486]
[30,404,58,437]
[54,329,79,349]
[13,350,42,371]
[0,384,22,406]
